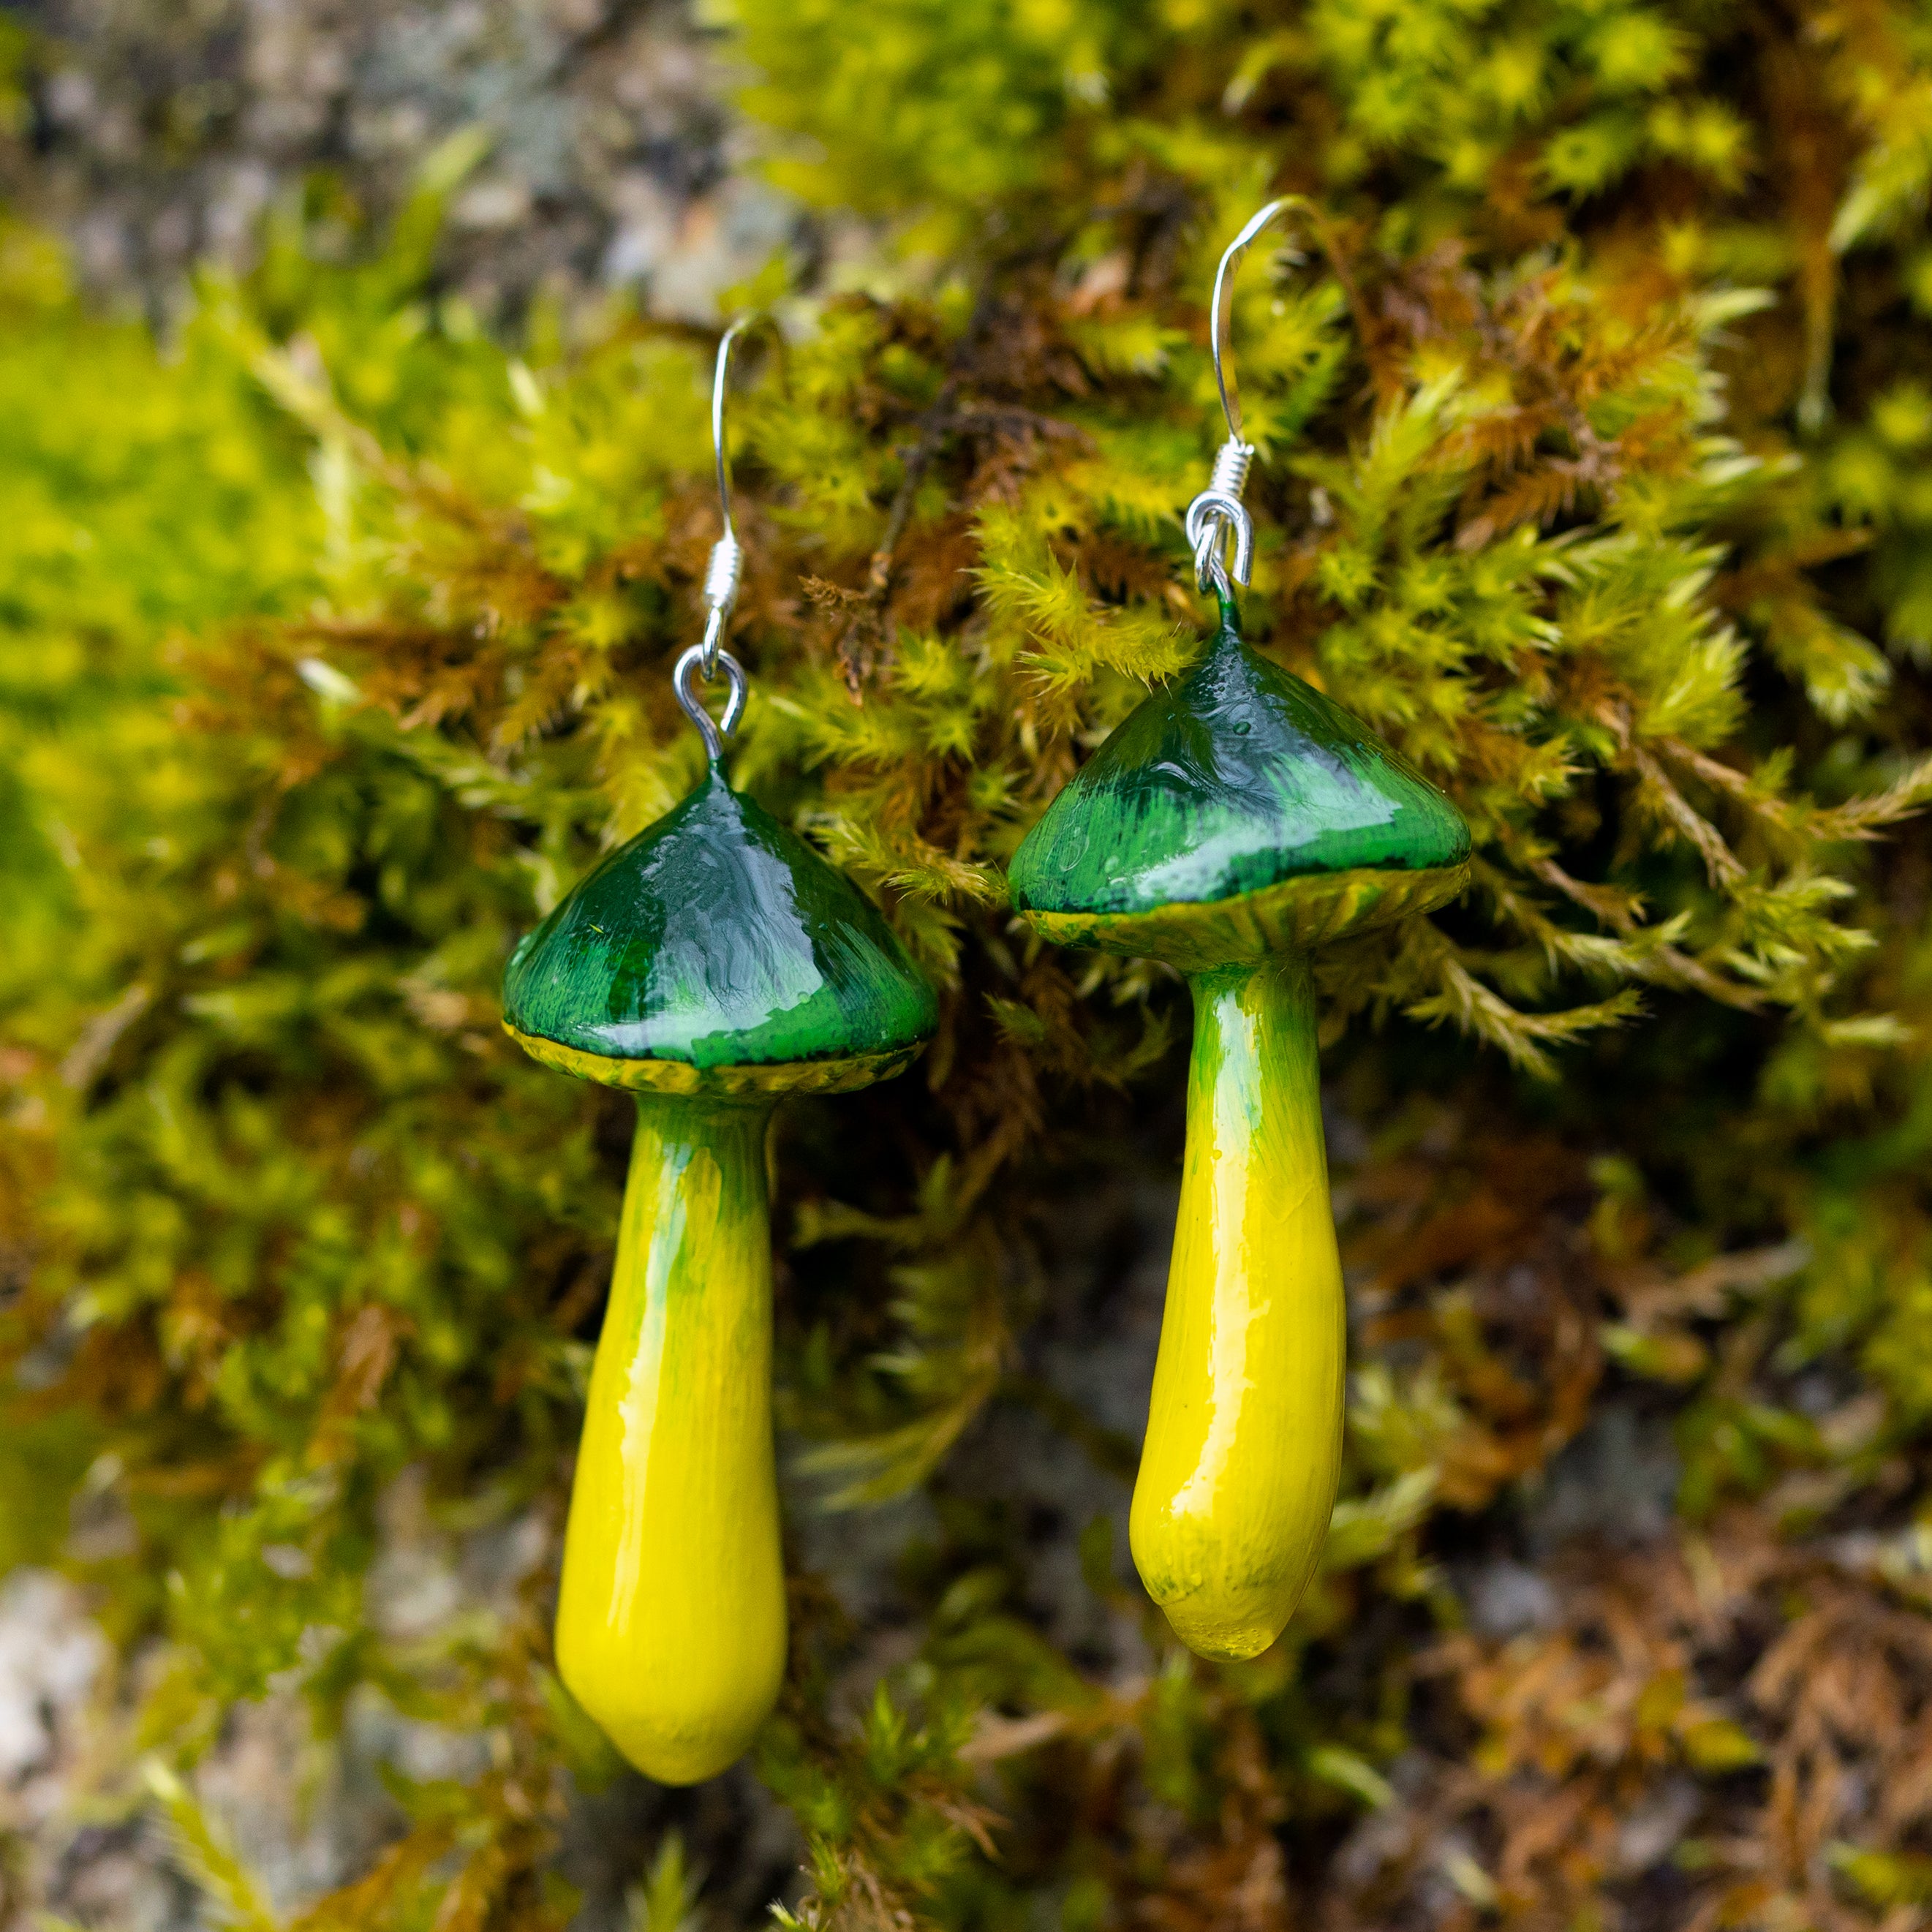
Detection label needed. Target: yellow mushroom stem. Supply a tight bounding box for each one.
[1129,951,1346,1660]
[554,1091,787,1783]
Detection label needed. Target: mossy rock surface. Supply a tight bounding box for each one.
[503,767,938,1073]
[1009,612,1470,928]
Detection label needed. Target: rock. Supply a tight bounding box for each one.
[4,0,796,325]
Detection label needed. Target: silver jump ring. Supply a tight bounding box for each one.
[1185,490,1254,591]
[1190,516,1222,593]
[673,643,748,761]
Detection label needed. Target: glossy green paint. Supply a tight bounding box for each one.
[1131,956,1344,1659]
[554,1092,786,1784]
[1008,607,1469,925]
[505,763,938,1070]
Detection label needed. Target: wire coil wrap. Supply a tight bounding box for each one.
[700,529,743,676]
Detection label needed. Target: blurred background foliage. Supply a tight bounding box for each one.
[5,0,1932,1925]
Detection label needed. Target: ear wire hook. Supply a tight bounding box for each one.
[1185,195,1313,602]
[676,313,771,758]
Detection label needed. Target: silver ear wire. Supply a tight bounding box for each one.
[699,314,756,678]
[1186,196,1311,600]
[680,313,774,757]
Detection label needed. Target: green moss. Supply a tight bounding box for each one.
[7,0,1932,1922]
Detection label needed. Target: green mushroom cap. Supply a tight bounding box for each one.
[504,766,938,1096]
[1009,608,1471,970]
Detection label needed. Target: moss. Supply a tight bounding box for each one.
[4,0,1932,1925]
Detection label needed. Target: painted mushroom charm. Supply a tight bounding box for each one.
[505,755,936,1779]
[1008,598,1468,1659]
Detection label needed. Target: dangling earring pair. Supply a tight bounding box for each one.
[504,201,1472,1786]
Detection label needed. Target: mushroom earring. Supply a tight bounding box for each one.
[502,320,938,1782]
[1008,203,1470,1661]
